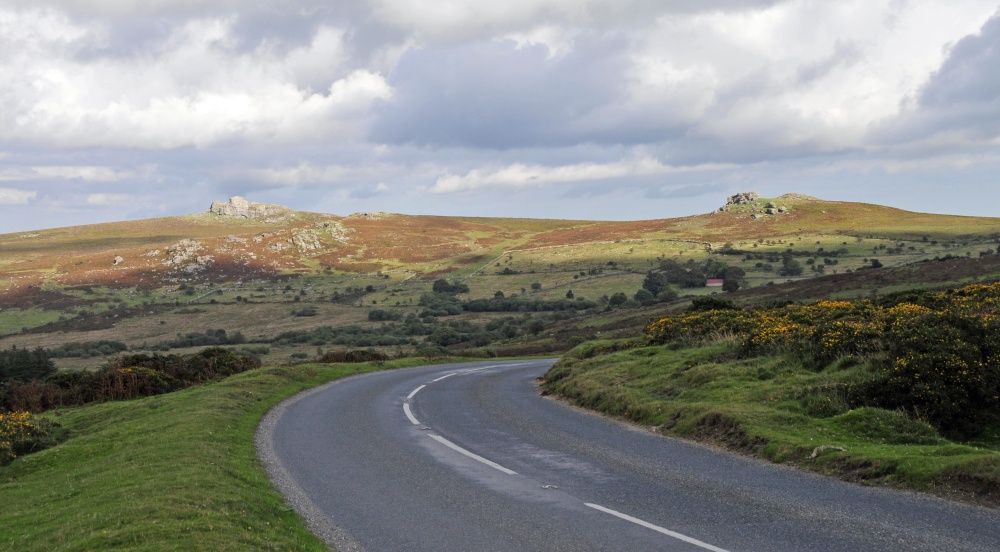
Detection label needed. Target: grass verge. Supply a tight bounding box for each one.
[541,342,1000,507]
[0,357,450,551]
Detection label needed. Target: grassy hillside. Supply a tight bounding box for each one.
[2,193,1000,366]
[0,358,448,551]
[543,341,1000,505]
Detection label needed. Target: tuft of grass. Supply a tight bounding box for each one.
[0,357,448,551]
[541,343,1000,506]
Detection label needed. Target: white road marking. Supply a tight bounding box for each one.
[407,385,426,399]
[584,503,729,552]
[403,403,420,425]
[432,373,457,382]
[428,434,517,475]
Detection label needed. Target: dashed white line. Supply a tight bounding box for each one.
[584,503,729,552]
[407,384,426,399]
[428,434,517,475]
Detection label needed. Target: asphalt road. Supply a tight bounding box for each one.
[258,359,1000,551]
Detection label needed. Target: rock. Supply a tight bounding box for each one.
[209,197,291,221]
[810,445,846,458]
[778,205,788,213]
[725,192,761,206]
[765,208,777,215]
[765,201,776,209]
[113,256,124,266]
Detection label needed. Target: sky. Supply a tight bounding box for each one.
[1,0,1000,233]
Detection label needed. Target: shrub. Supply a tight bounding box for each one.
[317,349,389,363]
[645,282,1000,436]
[0,411,60,466]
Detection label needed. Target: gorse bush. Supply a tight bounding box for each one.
[0,410,59,466]
[645,282,1000,436]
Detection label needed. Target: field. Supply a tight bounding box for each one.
[3,193,1000,367]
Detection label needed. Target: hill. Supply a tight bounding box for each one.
[2,193,1000,365]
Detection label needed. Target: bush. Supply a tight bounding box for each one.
[645,282,1000,437]
[317,349,389,363]
[369,309,402,321]
[0,411,60,466]
[46,340,128,358]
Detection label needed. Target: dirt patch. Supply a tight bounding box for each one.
[693,411,769,454]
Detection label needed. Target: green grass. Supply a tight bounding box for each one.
[0,358,453,551]
[542,342,1000,505]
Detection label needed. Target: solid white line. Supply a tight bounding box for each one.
[407,384,426,399]
[427,434,517,475]
[403,403,419,425]
[584,503,729,552]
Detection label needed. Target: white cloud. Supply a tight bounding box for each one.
[243,161,415,187]
[501,25,578,59]
[0,13,391,148]
[429,157,735,193]
[85,193,132,205]
[0,166,133,182]
[627,0,1000,150]
[0,188,37,204]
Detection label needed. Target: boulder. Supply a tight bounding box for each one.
[209,197,291,221]
[725,192,761,206]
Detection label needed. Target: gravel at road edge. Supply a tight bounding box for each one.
[255,377,368,552]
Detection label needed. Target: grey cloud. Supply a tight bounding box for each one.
[875,12,1000,144]
[370,34,633,149]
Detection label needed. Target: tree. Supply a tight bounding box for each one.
[527,320,546,335]
[609,292,628,307]
[642,271,670,295]
[530,282,542,291]
[777,253,803,276]
[566,290,574,299]
[634,289,655,305]
[722,278,740,292]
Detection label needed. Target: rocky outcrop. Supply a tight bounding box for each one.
[728,192,760,206]
[163,239,213,274]
[209,197,291,221]
[716,192,789,217]
[718,192,761,212]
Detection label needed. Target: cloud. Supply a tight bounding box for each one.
[85,193,132,205]
[0,166,132,182]
[0,188,37,204]
[429,157,734,193]
[873,11,1000,148]
[371,36,629,148]
[0,12,391,148]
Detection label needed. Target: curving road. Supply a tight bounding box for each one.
[258,360,1000,551]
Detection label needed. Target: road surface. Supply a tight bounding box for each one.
[258,359,1000,551]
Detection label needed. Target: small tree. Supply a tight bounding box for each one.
[530,282,542,291]
[634,289,655,305]
[566,290,574,299]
